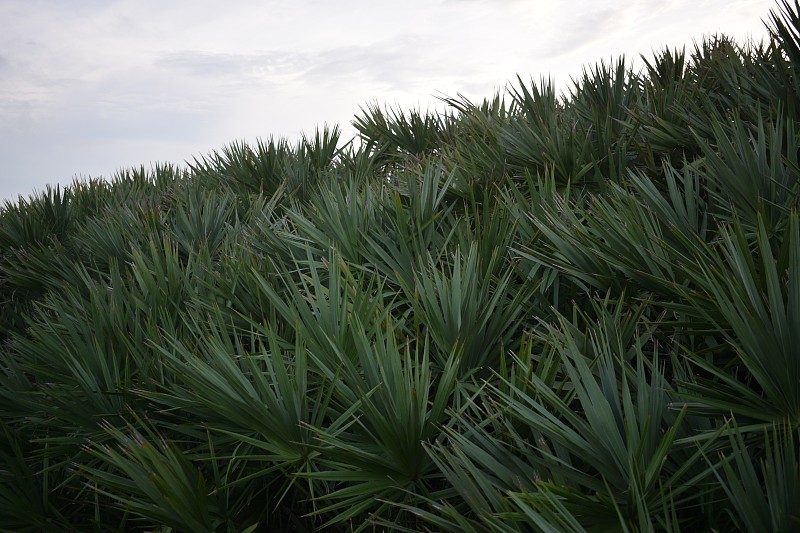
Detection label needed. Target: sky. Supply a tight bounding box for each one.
[0,0,777,201]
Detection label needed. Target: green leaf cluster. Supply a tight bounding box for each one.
[2,1,800,531]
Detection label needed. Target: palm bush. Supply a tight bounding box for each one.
[1,1,800,531]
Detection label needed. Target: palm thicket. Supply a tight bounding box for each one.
[2,1,800,531]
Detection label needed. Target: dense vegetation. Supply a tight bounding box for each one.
[2,2,800,531]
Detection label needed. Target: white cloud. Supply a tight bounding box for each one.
[0,0,777,200]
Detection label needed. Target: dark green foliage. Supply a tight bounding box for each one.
[1,2,799,531]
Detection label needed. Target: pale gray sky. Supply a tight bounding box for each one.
[0,0,774,200]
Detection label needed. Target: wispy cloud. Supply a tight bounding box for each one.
[155,50,307,81]
[152,33,487,95]
[0,0,776,200]
[533,6,622,60]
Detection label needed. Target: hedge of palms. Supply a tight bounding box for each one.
[1,1,799,531]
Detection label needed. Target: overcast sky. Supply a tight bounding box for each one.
[0,0,775,201]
